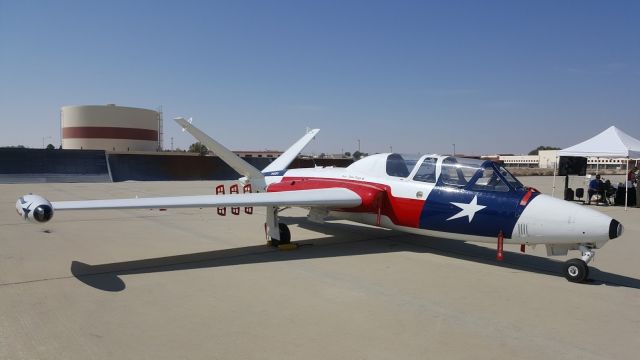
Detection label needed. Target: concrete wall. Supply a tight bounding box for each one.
[0,148,111,183]
[107,154,273,182]
[0,149,356,183]
[0,148,108,174]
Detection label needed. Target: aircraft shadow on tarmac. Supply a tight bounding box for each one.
[70,217,640,292]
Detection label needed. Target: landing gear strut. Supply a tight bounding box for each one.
[563,245,594,283]
[265,206,292,247]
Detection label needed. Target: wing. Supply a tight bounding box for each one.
[51,188,361,211]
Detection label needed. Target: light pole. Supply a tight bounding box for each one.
[452,143,456,156]
[357,139,361,152]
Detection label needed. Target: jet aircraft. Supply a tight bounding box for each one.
[16,118,624,283]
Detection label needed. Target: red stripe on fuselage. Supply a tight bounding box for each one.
[267,177,425,228]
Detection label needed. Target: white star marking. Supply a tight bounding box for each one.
[447,195,486,223]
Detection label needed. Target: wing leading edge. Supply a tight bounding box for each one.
[51,188,361,211]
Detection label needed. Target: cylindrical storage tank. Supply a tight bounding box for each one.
[61,104,160,151]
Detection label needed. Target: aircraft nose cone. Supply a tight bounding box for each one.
[609,219,623,239]
[513,194,615,244]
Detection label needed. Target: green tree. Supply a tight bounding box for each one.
[528,146,560,155]
[352,151,368,159]
[188,142,209,156]
[46,144,55,150]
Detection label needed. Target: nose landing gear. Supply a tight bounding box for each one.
[563,245,594,283]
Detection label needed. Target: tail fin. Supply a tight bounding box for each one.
[262,129,319,173]
[174,117,264,181]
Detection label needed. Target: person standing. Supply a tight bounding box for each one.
[628,167,637,187]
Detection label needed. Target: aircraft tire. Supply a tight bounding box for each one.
[278,223,291,245]
[563,259,588,283]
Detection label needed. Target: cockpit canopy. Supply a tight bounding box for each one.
[349,153,524,192]
[385,153,414,177]
[436,156,524,192]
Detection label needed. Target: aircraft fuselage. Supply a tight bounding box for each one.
[264,155,621,249]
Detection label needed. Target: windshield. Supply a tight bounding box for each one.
[439,157,522,192]
[498,166,525,189]
[471,166,510,192]
[413,157,438,183]
[439,157,484,188]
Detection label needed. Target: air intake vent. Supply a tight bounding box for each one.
[518,223,528,237]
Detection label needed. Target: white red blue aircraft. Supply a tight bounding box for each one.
[16,118,624,283]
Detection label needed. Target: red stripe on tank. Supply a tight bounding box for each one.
[63,127,158,141]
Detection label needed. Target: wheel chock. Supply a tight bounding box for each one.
[277,243,299,251]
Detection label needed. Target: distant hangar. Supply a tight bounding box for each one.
[61,104,162,151]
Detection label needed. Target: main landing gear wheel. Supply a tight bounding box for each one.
[278,223,291,244]
[563,259,589,283]
[270,223,291,247]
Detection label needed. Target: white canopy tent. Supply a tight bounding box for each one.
[553,126,640,209]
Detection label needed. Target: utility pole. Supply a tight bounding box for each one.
[452,143,456,156]
[358,139,361,152]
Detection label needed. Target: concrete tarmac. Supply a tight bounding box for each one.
[1,177,638,360]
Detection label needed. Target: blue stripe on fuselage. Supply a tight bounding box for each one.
[262,170,288,177]
[419,188,537,238]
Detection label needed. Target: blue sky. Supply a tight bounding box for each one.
[1,0,638,155]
